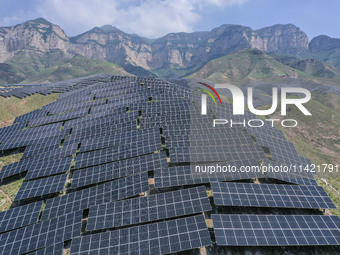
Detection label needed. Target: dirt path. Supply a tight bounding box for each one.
[0,189,12,201]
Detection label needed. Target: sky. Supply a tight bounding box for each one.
[0,0,339,39]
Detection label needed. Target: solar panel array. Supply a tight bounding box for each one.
[71,152,167,188]
[41,172,150,220]
[0,75,339,254]
[212,214,340,246]
[212,182,337,209]
[71,215,211,255]
[0,201,42,233]
[86,186,211,231]
[0,211,82,254]
[14,174,67,202]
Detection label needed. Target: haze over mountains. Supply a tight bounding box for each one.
[1,18,340,84]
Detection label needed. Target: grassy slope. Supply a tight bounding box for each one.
[298,48,340,70]
[0,49,69,84]
[21,55,131,84]
[189,49,299,84]
[0,93,60,127]
[317,178,340,217]
[272,54,340,83]
[189,48,340,85]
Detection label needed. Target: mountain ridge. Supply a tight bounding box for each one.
[1,18,340,83]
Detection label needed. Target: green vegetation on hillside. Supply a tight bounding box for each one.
[0,52,132,84]
[189,48,340,85]
[272,54,340,82]
[0,49,68,84]
[0,93,59,127]
[317,178,340,217]
[21,55,131,84]
[189,49,298,84]
[298,48,340,70]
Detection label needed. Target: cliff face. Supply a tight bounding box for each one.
[0,18,311,77]
[251,24,309,53]
[0,18,69,60]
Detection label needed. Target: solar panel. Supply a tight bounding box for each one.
[66,120,138,145]
[170,144,267,163]
[74,141,162,169]
[0,158,34,184]
[211,182,337,209]
[42,172,149,220]
[25,157,73,180]
[71,152,167,188]
[262,159,317,186]
[165,133,253,148]
[78,127,160,153]
[70,215,211,255]
[0,134,66,153]
[155,160,265,188]
[26,242,64,255]
[14,174,67,202]
[28,109,88,127]
[212,214,340,246]
[0,211,81,254]
[0,201,43,233]
[86,186,211,231]
[22,142,62,159]
[266,171,317,186]
[29,143,77,162]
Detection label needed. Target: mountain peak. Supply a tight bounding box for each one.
[309,35,340,52]
[99,25,121,33]
[30,18,52,25]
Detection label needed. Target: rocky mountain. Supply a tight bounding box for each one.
[0,18,70,62]
[67,23,308,77]
[1,18,340,83]
[0,18,311,81]
[309,35,340,52]
[301,35,340,69]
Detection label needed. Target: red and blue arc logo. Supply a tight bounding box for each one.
[198,82,223,106]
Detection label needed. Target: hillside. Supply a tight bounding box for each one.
[189,48,340,85]
[21,55,131,84]
[0,49,69,84]
[272,54,340,79]
[188,49,299,84]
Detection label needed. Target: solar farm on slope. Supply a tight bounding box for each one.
[0,74,339,254]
